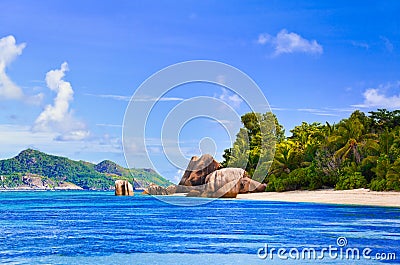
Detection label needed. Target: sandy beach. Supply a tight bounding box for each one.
[237,189,400,207]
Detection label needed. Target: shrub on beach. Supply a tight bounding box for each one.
[370,178,387,191]
[335,171,367,190]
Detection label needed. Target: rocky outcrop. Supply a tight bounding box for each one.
[140,154,267,198]
[22,175,53,189]
[54,182,83,190]
[166,185,177,194]
[236,176,266,193]
[238,176,251,194]
[142,184,176,195]
[0,174,83,190]
[248,179,267,193]
[115,180,134,196]
[202,168,247,198]
[175,185,203,193]
[186,190,202,197]
[179,154,221,186]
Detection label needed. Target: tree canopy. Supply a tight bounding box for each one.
[222,109,400,192]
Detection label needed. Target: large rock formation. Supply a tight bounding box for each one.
[140,154,267,198]
[115,180,134,196]
[179,154,221,186]
[175,184,203,193]
[202,168,247,198]
[249,179,267,193]
[142,184,176,195]
[237,176,267,193]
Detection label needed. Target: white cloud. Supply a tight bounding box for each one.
[270,106,354,116]
[218,88,242,108]
[270,106,290,111]
[353,82,400,108]
[135,96,184,102]
[55,130,91,141]
[85,93,130,101]
[209,119,238,126]
[257,29,323,56]
[0,35,43,104]
[96,123,122,128]
[351,41,369,50]
[0,124,122,162]
[173,169,185,184]
[257,34,271,45]
[380,36,394,52]
[33,62,89,141]
[297,108,339,117]
[24,92,45,106]
[85,93,183,102]
[216,74,226,85]
[123,137,146,154]
[0,124,55,150]
[214,75,242,108]
[0,35,26,99]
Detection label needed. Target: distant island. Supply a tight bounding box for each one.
[0,149,172,190]
[2,108,400,193]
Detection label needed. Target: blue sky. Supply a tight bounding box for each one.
[0,0,399,182]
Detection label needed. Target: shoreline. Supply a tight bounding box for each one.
[236,188,400,207]
[2,188,399,208]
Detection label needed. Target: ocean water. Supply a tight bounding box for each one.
[0,191,399,264]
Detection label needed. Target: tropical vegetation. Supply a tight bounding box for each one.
[222,109,400,192]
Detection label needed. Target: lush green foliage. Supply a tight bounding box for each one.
[0,173,23,188]
[222,112,283,182]
[222,109,400,191]
[335,170,367,190]
[0,149,172,190]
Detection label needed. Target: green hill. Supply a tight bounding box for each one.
[0,149,172,190]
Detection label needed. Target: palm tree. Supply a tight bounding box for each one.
[289,122,326,165]
[269,140,300,175]
[330,114,378,165]
[362,127,400,183]
[325,121,336,137]
[386,158,400,190]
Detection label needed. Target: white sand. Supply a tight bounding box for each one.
[237,188,400,207]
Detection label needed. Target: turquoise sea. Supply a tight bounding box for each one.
[0,191,399,264]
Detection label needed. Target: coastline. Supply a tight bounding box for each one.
[3,187,400,208]
[237,188,400,207]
